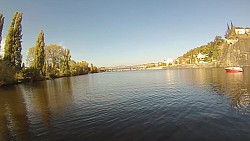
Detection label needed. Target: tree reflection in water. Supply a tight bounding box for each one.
[0,77,73,141]
[0,86,31,141]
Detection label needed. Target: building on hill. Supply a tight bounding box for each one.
[196,53,208,63]
[197,53,205,60]
[226,22,250,39]
[234,27,250,35]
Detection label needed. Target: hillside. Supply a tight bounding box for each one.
[177,24,250,67]
[176,36,224,64]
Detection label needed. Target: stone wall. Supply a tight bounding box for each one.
[218,38,250,66]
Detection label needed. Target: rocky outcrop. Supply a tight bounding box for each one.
[218,38,250,67]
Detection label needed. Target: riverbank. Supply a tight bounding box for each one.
[0,72,99,87]
[168,62,219,69]
[144,62,220,70]
[147,62,250,70]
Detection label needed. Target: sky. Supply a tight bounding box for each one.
[1,0,250,67]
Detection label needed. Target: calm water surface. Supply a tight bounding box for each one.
[1,68,250,141]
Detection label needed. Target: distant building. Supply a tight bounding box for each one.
[197,53,205,59]
[226,22,250,39]
[197,53,207,63]
[165,58,173,66]
[234,27,250,35]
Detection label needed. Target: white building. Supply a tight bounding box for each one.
[197,53,205,59]
[197,53,207,63]
[165,58,173,66]
[235,27,250,35]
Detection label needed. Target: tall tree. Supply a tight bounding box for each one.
[13,12,23,71]
[4,12,23,71]
[90,63,98,73]
[3,12,16,63]
[60,49,71,76]
[33,30,45,74]
[0,13,4,49]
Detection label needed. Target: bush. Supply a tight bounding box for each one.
[0,60,16,85]
[22,67,44,81]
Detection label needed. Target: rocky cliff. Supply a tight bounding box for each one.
[218,38,250,67]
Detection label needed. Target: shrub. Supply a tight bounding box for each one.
[0,60,16,85]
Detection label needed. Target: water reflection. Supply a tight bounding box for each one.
[173,67,250,109]
[224,71,250,109]
[0,86,31,141]
[0,77,74,140]
[23,77,73,127]
[1,68,250,140]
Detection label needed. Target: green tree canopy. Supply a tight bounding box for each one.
[69,60,89,76]
[45,44,64,69]
[33,30,45,74]
[4,12,23,71]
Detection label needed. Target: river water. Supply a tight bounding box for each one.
[1,68,250,141]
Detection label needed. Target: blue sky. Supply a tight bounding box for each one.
[1,0,250,67]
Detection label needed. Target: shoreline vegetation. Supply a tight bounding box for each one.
[0,12,98,87]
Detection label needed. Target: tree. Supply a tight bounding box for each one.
[90,63,94,72]
[13,12,23,71]
[90,63,98,73]
[69,60,89,76]
[33,30,45,74]
[3,12,16,63]
[4,12,23,71]
[45,44,64,69]
[69,60,83,76]
[80,61,89,74]
[26,47,35,67]
[0,13,4,50]
[60,49,71,76]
